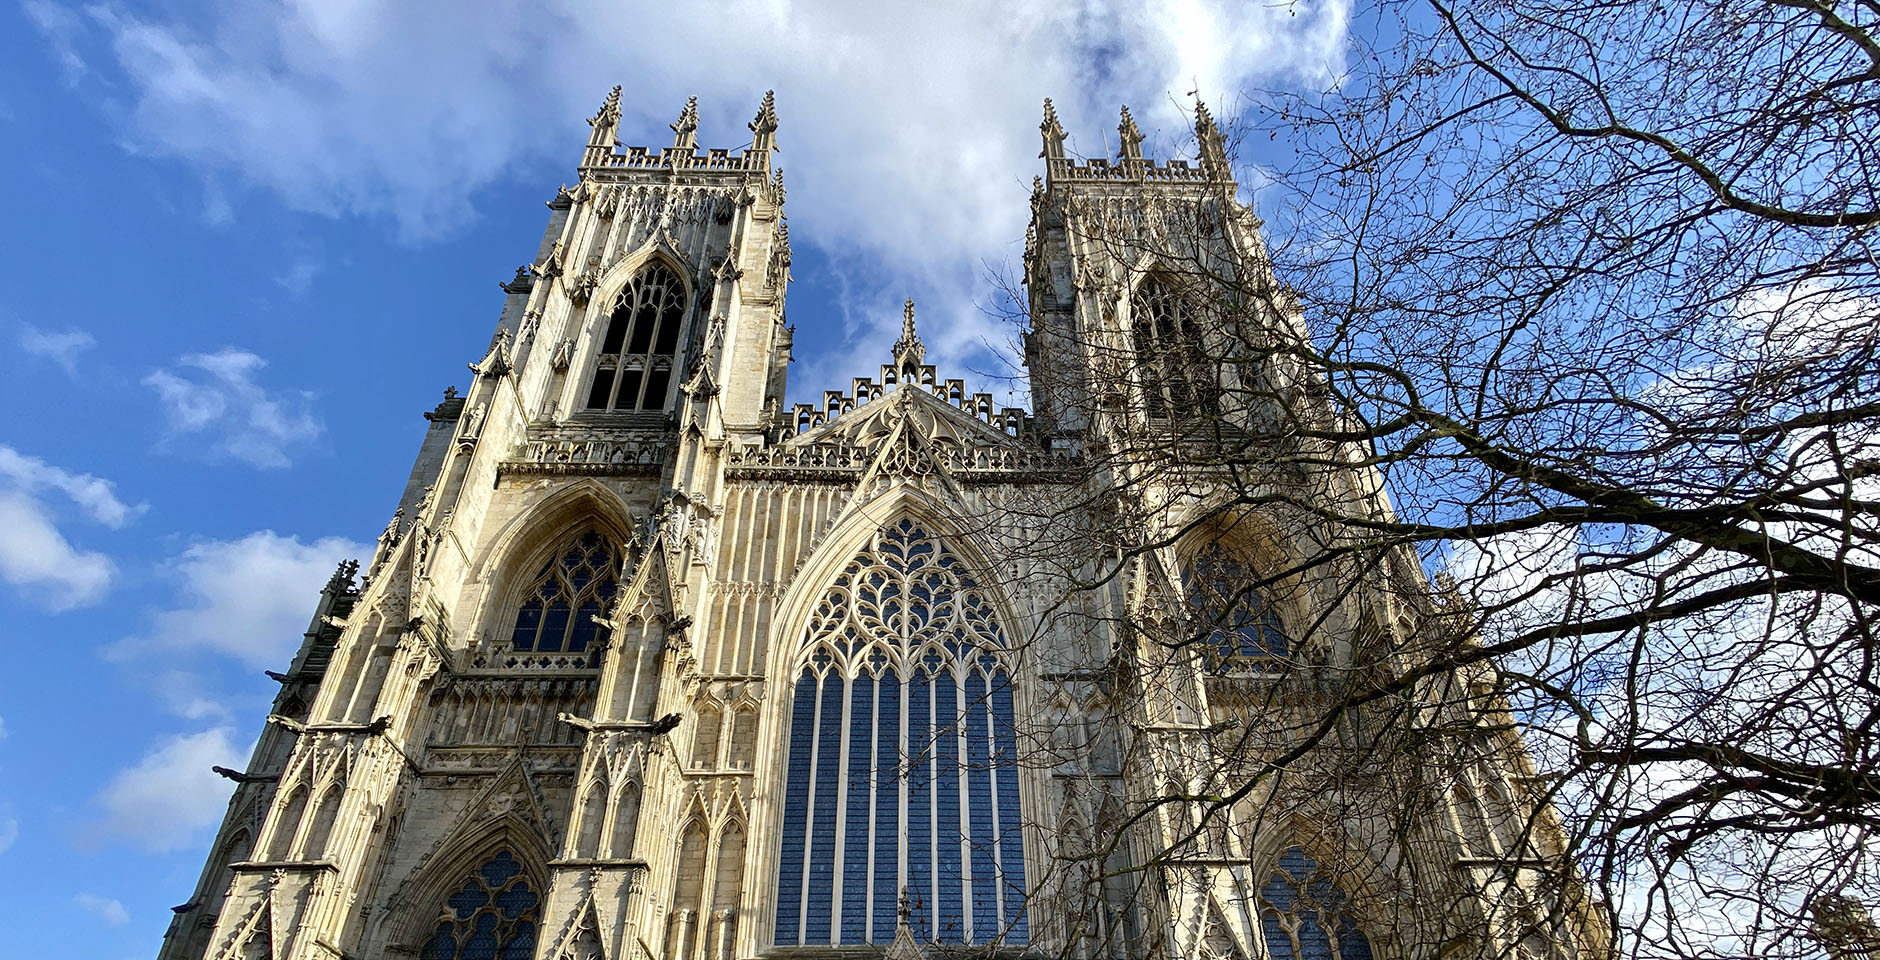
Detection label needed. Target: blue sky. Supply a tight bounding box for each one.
[0,1,1348,954]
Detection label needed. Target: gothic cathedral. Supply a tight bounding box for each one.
[157,91,1607,960]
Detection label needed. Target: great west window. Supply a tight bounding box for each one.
[774,519,1028,947]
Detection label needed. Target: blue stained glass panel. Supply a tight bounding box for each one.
[805,675,843,942]
[965,673,997,942]
[873,676,902,944]
[906,676,933,942]
[842,676,875,944]
[775,670,817,945]
[934,673,964,942]
[992,672,1028,942]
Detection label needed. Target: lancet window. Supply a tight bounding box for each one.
[508,530,619,665]
[774,519,1029,948]
[1185,544,1289,668]
[1258,847,1376,960]
[586,261,686,412]
[1131,273,1221,419]
[419,851,542,960]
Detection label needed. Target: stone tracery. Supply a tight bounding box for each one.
[775,518,1029,947]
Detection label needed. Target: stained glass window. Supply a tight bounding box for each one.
[1259,847,1375,960]
[1185,544,1289,668]
[509,530,619,665]
[774,519,1029,947]
[419,851,541,960]
[587,262,686,412]
[1132,273,1221,419]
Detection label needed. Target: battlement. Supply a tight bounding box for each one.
[1038,98,1233,190]
[580,144,771,175]
[579,88,781,177]
[786,364,1031,440]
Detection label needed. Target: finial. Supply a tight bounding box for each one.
[671,95,700,150]
[1040,97,1066,160]
[1118,104,1145,162]
[892,298,925,378]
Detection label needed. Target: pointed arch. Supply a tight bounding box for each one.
[1128,269,1221,419]
[470,485,635,670]
[386,817,554,955]
[583,251,693,413]
[691,700,723,770]
[1257,846,1377,960]
[299,783,344,860]
[574,779,608,858]
[266,784,309,861]
[608,781,641,859]
[470,478,637,594]
[768,511,1029,949]
[727,704,758,770]
[668,816,711,960]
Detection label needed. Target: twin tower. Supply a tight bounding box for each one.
[158,90,1601,960]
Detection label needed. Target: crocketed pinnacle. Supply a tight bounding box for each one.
[751,89,778,136]
[893,298,925,377]
[671,95,700,150]
[1040,98,1066,159]
[1118,104,1144,161]
[590,85,622,128]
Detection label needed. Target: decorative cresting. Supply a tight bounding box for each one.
[1258,847,1376,960]
[506,530,620,668]
[775,519,1029,947]
[587,261,686,412]
[1132,272,1221,419]
[1185,543,1289,670]
[419,850,543,959]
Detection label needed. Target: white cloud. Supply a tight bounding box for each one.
[115,530,365,670]
[0,446,141,528]
[33,0,1350,385]
[0,447,137,611]
[89,727,247,853]
[17,322,96,375]
[74,893,130,926]
[144,348,322,468]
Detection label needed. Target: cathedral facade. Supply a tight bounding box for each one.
[158,90,1605,960]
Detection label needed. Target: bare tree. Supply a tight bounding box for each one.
[999,1,1880,957]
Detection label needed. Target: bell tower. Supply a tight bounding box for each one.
[1023,98,1304,446]
[155,89,795,960]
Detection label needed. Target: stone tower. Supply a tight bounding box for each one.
[158,92,1606,960]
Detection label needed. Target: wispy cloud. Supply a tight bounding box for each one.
[144,348,322,468]
[113,530,365,670]
[87,727,246,853]
[73,893,129,926]
[17,322,96,376]
[0,446,140,611]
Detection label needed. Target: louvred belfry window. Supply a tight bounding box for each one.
[508,530,619,665]
[1185,544,1290,669]
[587,261,686,412]
[419,851,542,960]
[774,519,1029,947]
[1131,273,1222,419]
